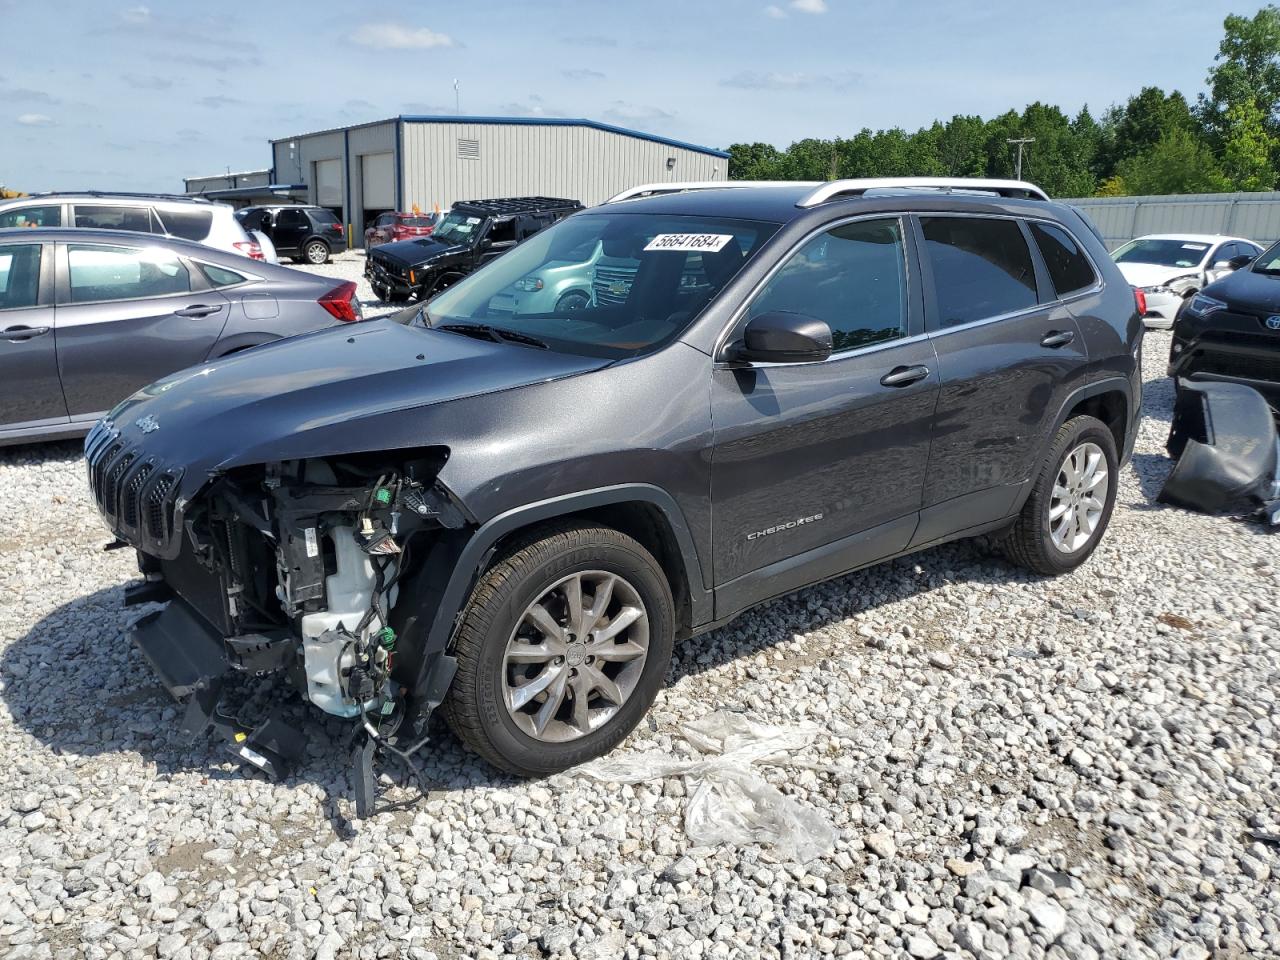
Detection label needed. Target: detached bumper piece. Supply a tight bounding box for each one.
[130,598,306,779]
[1161,379,1280,527]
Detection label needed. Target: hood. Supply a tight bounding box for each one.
[1205,265,1280,312]
[104,318,610,476]
[372,236,465,268]
[1114,262,1202,288]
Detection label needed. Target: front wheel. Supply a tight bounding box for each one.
[442,522,675,776]
[556,290,591,313]
[999,415,1118,575]
[304,240,330,264]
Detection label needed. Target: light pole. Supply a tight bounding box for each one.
[1007,137,1035,180]
[453,79,460,116]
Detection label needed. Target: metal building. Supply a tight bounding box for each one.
[263,115,729,247]
[1062,191,1280,249]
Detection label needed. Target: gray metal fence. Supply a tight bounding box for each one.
[1059,191,1280,250]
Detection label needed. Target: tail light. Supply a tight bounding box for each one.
[233,240,265,261]
[318,281,360,322]
[1133,287,1147,317]
[330,223,344,234]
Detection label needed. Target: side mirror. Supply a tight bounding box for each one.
[1226,254,1254,270]
[725,311,833,364]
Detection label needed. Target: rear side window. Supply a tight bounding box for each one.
[155,207,213,241]
[0,244,42,309]
[74,205,156,233]
[68,244,191,303]
[277,209,308,229]
[921,217,1037,327]
[0,205,60,228]
[1029,222,1096,298]
[199,263,247,287]
[748,217,908,352]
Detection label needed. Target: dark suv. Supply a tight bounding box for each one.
[365,197,582,303]
[87,178,1140,804]
[236,205,348,264]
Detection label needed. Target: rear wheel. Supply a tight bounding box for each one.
[442,523,675,776]
[304,240,330,264]
[999,415,1118,575]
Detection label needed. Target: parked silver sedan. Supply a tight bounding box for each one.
[0,228,362,446]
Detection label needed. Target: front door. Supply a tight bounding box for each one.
[911,214,1089,544]
[710,217,939,612]
[0,241,66,435]
[54,242,229,421]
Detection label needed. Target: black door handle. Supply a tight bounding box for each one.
[880,364,930,387]
[174,305,223,318]
[2,325,51,342]
[1041,329,1076,348]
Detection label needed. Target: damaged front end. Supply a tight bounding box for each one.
[86,420,471,806]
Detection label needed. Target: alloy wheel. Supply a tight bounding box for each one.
[1049,441,1109,553]
[502,570,649,742]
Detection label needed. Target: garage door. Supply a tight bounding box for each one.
[362,154,395,210]
[314,159,342,207]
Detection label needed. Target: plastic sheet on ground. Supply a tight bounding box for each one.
[578,711,837,862]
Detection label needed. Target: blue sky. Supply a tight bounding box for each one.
[1,0,1253,192]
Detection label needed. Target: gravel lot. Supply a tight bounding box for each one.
[1,317,1278,960]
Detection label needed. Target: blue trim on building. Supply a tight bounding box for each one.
[396,115,730,158]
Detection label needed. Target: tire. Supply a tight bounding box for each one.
[442,522,675,776]
[555,290,591,313]
[999,415,1118,576]
[304,240,330,265]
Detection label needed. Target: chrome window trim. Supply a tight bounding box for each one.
[713,212,914,363]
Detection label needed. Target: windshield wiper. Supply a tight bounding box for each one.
[437,322,548,350]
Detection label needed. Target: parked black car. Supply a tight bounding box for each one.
[236,205,348,264]
[1171,242,1280,415]
[0,228,360,446]
[365,197,582,303]
[87,179,1141,809]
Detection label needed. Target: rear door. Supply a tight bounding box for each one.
[0,241,66,434]
[53,242,230,420]
[910,213,1088,545]
[273,208,310,254]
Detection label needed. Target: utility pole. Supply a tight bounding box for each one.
[1007,137,1035,180]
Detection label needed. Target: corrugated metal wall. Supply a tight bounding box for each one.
[1061,192,1280,249]
[399,121,725,213]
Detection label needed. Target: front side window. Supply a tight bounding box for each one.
[747,218,908,352]
[485,219,518,246]
[1030,222,1096,298]
[418,212,779,359]
[0,244,42,309]
[0,205,60,228]
[73,204,155,233]
[68,244,191,303]
[921,216,1037,327]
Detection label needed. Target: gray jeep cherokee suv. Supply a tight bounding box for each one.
[87,178,1141,807]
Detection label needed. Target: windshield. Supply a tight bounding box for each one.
[432,211,484,245]
[1250,241,1280,275]
[409,212,780,359]
[1112,238,1209,268]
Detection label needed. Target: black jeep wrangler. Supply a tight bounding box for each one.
[88,178,1141,809]
[365,197,583,304]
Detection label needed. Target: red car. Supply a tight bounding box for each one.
[364,211,438,249]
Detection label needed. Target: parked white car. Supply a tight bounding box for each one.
[0,192,264,260]
[1111,233,1263,328]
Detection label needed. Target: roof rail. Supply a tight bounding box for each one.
[796,177,1050,207]
[27,190,214,204]
[605,180,820,203]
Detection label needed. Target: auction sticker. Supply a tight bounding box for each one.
[644,233,735,253]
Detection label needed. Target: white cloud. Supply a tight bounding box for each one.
[120,5,150,23]
[722,69,858,91]
[352,23,454,50]
[17,113,54,126]
[603,100,675,125]
[790,0,828,12]
[764,5,788,18]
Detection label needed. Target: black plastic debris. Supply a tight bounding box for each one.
[1161,379,1280,526]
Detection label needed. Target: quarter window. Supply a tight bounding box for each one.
[747,218,908,352]
[0,244,42,310]
[0,205,60,228]
[921,216,1037,327]
[155,207,213,242]
[68,244,191,303]
[1029,222,1096,298]
[199,263,247,288]
[73,205,156,233]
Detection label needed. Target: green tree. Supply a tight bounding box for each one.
[726,142,786,180]
[1110,87,1197,165]
[1202,4,1280,141]
[1222,97,1278,189]
[1115,127,1230,195]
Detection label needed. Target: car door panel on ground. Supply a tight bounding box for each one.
[0,241,67,433]
[910,214,1090,546]
[711,216,940,609]
[53,242,230,420]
